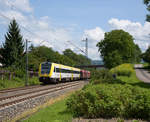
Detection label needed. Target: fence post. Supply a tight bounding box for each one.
[2,73,4,80]
[9,72,11,80]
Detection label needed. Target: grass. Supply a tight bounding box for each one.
[117,66,150,89]
[22,98,73,122]
[17,64,150,121]
[66,64,150,120]
[110,63,150,89]
[142,63,149,68]
[110,64,134,77]
[0,77,41,90]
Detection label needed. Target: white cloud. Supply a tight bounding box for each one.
[1,10,28,25]
[82,27,104,60]
[134,40,149,51]
[88,47,101,60]
[1,0,149,60]
[12,0,32,13]
[0,0,73,52]
[108,18,150,51]
[0,0,32,13]
[82,19,150,60]
[0,0,102,60]
[83,27,104,42]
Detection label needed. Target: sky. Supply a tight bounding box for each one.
[0,0,149,60]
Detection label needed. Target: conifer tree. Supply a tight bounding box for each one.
[0,19,24,67]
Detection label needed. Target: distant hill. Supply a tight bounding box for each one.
[91,60,104,65]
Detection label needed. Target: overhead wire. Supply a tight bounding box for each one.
[0,1,49,46]
[66,40,86,55]
[0,1,88,57]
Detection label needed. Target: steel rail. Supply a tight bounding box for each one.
[0,81,83,109]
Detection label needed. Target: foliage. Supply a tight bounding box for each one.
[0,19,24,68]
[15,69,25,78]
[110,64,134,77]
[28,77,41,85]
[0,77,40,90]
[27,46,76,71]
[142,46,150,64]
[144,0,150,21]
[63,48,91,66]
[67,83,150,119]
[27,46,91,71]
[66,63,150,120]
[134,44,142,63]
[97,30,141,69]
[0,19,92,72]
[90,69,114,84]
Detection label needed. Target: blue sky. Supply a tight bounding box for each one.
[31,0,147,33]
[0,0,149,60]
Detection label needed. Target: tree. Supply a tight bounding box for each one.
[144,0,150,21]
[63,49,91,65]
[97,29,141,69]
[27,46,77,71]
[142,46,150,63]
[0,19,24,68]
[134,44,142,63]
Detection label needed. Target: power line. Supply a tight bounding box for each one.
[66,40,86,55]
[0,0,49,46]
[1,1,77,52]
[0,2,86,55]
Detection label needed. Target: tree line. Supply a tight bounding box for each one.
[142,0,150,64]
[1,14,149,71]
[0,19,91,72]
[96,0,150,69]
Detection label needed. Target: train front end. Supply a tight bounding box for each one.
[39,62,52,83]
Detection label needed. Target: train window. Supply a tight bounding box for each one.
[56,68,60,73]
[68,69,71,73]
[41,62,51,74]
[61,69,71,73]
[66,69,69,73]
[61,69,65,73]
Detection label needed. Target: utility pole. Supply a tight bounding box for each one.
[82,38,88,58]
[25,39,30,86]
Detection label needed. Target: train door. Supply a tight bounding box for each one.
[71,68,73,80]
[59,65,61,81]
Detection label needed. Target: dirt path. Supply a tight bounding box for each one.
[134,64,150,83]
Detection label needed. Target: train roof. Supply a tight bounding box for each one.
[40,62,91,72]
[52,62,80,71]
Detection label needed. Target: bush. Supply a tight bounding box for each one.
[110,64,134,77]
[15,69,25,78]
[90,69,115,84]
[28,77,40,85]
[66,84,150,120]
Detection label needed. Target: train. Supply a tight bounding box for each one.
[38,62,90,83]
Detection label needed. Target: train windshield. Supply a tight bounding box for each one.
[41,62,51,74]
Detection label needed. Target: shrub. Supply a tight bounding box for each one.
[66,84,150,120]
[90,69,115,84]
[110,64,134,77]
[28,77,41,85]
[15,69,25,78]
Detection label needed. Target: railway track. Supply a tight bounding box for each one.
[0,85,42,93]
[0,81,84,109]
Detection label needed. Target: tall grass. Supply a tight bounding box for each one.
[110,64,134,77]
[0,77,40,90]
